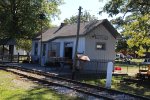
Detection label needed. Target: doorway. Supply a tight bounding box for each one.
[64,42,73,59]
[64,47,73,59]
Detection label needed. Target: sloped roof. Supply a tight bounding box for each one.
[34,19,120,42]
[0,38,16,45]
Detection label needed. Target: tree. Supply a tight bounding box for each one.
[0,0,63,39]
[124,14,150,56]
[64,11,97,24]
[116,39,128,54]
[101,0,150,56]
[16,39,32,54]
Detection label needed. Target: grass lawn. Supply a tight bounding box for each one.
[80,76,150,98]
[0,70,83,100]
[114,58,146,75]
[114,63,139,76]
[78,63,150,98]
[80,64,150,98]
[130,59,145,63]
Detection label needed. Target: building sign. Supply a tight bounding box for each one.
[92,34,108,40]
[64,42,73,47]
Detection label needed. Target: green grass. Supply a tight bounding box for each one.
[79,75,150,98]
[115,58,144,63]
[111,76,150,98]
[114,63,139,76]
[0,70,84,100]
[76,63,150,98]
[130,59,145,63]
[80,75,150,98]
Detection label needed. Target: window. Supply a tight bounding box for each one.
[34,43,38,56]
[96,42,106,50]
[42,44,46,56]
[49,42,60,57]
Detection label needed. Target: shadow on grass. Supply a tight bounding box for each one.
[76,74,150,99]
[116,82,150,98]
[75,73,106,87]
[76,73,106,80]
[5,86,84,100]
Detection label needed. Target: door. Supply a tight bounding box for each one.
[64,47,73,59]
[64,42,73,59]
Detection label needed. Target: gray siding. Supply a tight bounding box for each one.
[85,25,116,61]
[83,24,116,72]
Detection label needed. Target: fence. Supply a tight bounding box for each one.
[0,54,30,63]
[76,59,113,74]
[46,57,112,74]
[114,58,150,76]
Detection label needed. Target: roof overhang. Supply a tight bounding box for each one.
[0,38,16,45]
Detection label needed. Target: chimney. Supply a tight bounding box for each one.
[60,23,67,28]
[53,23,67,34]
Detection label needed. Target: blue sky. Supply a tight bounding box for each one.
[52,0,111,26]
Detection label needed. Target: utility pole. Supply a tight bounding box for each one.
[72,6,82,80]
[40,19,43,66]
[39,13,45,66]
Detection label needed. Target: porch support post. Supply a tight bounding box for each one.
[2,45,4,61]
[9,45,14,62]
[17,53,19,63]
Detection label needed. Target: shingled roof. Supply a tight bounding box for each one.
[0,38,16,45]
[34,19,120,42]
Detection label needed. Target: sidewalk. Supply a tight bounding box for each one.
[4,63,72,76]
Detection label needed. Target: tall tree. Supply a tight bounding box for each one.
[101,0,150,56]
[116,39,128,54]
[0,0,63,39]
[16,39,32,54]
[124,14,150,56]
[64,11,97,24]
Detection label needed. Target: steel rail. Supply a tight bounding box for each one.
[0,65,149,100]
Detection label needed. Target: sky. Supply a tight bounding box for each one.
[52,0,111,26]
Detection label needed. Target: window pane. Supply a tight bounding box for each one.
[49,42,60,57]
[96,42,105,50]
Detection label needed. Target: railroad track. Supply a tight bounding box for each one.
[0,65,149,100]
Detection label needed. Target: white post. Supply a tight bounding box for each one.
[105,62,113,88]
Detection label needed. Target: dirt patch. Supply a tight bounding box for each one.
[4,72,38,90]
[12,77,38,90]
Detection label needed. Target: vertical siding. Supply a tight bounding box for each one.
[31,24,117,72]
[31,41,35,56]
[60,42,64,57]
[43,43,48,62]
[31,40,41,62]
[52,37,85,59]
[85,25,116,61]
[83,24,116,72]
